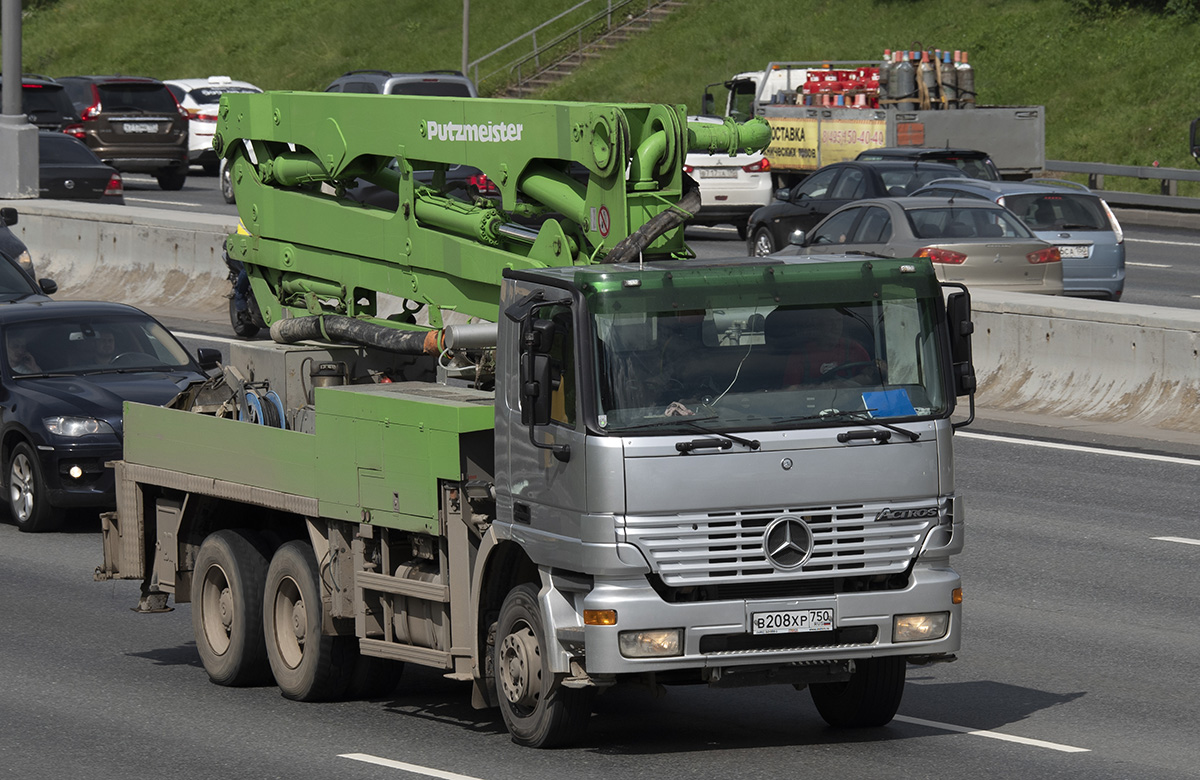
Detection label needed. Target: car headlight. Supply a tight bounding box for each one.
[44,416,115,437]
[16,249,34,278]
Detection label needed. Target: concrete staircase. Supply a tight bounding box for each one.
[500,1,686,97]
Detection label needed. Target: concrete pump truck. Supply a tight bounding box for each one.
[95,88,976,747]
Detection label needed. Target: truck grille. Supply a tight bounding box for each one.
[624,502,938,587]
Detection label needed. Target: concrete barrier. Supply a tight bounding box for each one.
[3,200,1199,436]
[0,199,236,313]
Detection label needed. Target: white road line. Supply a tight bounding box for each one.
[959,431,1200,467]
[175,330,240,346]
[1126,261,1172,268]
[124,197,207,208]
[1152,536,1200,547]
[340,754,486,780]
[894,715,1090,753]
[1124,238,1200,247]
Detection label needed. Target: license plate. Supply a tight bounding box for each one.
[1056,245,1090,258]
[122,122,160,134]
[752,608,834,635]
[699,168,738,178]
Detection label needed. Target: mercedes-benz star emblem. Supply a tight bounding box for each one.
[763,516,813,570]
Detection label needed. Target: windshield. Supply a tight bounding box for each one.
[906,206,1034,240]
[1004,192,1109,231]
[587,262,950,434]
[5,314,193,377]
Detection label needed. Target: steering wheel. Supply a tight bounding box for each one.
[818,360,881,383]
[108,352,143,365]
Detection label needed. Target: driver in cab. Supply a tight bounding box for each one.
[778,306,874,387]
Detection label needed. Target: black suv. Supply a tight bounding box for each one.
[57,75,189,190]
[0,74,77,131]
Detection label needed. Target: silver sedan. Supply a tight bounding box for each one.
[781,197,1064,295]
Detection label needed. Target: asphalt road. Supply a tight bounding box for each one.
[3,424,1199,779]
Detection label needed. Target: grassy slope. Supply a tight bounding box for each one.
[13,0,1200,177]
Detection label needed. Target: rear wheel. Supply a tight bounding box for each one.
[263,541,356,701]
[7,442,58,532]
[494,584,594,747]
[229,297,260,338]
[220,159,235,203]
[192,529,273,685]
[751,226,776,256]
[810,656,906,728]
[156,169,186,191]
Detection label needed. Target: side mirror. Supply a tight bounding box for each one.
[945,289,976,397]
[38,278,57,295]
[788,230,806,247]
[1,207,16,227]
[774,187,790,202]
[196,347,222,371]
[515,311,570,462]
[701,91,715,116]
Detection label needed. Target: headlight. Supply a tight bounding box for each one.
[893,613,949,643]
[16,249,34,278]
[44,416,115,437]
[618,629,682,658]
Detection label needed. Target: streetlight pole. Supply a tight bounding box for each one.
[0,0,38,198]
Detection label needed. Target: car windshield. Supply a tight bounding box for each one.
[0,257,40,300]
[906,206,1034,240]
[40,133,101,165]
[5,314,192,376]
[1004,193,1109,231]
[189,86,259,105]
[95,84,178,113]
[585,262,950,434]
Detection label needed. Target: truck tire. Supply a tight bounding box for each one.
[192,529,273,686]
[809,656,906,728]
[494,584,594,747]
[263,541,356,701]
[7,442,59,532]
[750,226,776,257]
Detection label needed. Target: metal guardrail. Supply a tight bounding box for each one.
[467,0,656,94]
[1044,159,1200,212]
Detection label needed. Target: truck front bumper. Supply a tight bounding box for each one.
[576,562,961,676]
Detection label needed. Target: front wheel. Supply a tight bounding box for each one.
[494,584,594,747]
[192,529,273,686]
[810,656,906,728]
[7,441,58,532]
[220,159,236,203]
[750,226,776,257]
[229,297,260,339]
[156,169,186,191]
[263,541,356,701]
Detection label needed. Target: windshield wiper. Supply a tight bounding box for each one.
[614,415,761,451]
[772,408,920,441]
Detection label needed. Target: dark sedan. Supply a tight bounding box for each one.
[746,160,969,256]
[1,301,215,531]
[39,130,125,204]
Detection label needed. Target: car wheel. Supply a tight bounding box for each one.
[751,227,776,257]
[202,161,219,176]
[7,441,59,532]
[220,160,236,204]
[156,169,187,191]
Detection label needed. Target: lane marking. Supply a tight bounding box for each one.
[1124,238,1200,247]
[125,197,207,208]
[959,431,1200,467]
[1152,536,1200,547]
[340,754,485,779]
[894,715,1090,753]
[1127,261,1171,268]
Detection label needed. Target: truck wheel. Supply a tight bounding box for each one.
[494,583,594,747]
[263,541,355,701]
[192,530,273,686]
[810,656,906,728]
[344,648,404,700]
[751,227,776,257]
[7,442,59,532]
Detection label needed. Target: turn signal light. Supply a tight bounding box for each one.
[916,247,967,265]
[1026,247,1062,264]
[743,158,772,172]
[584,609,617,626]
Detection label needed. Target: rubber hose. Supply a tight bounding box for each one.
[602,173,701,264]
[270,315,441,355]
